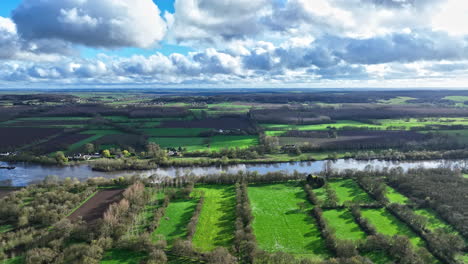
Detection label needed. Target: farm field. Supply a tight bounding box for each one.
[361,208,424,247]
[385,186,409,204]
[192,185,236,252]
[414,208,455,232]
[327,179,374,204]
[149,137,207,152]
[322,209,366,241]
[68,189,124,223]
[209,135,259,150]
[248,183,329,260]
[140,128,210,137]
[152,199,198,244]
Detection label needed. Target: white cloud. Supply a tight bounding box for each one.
[12,0,167,48]
[168,0,271,44]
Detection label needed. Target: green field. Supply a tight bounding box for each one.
[260,120,375,131]
[192,185,236,252]
[385,186,408,204]
[322,209,366,241]
[209,135,259,150]
[377,117,468,129]
[414,208,455,232]
[261,117,468,132]
[67,135,104,152]
[443,96,468,107]
[378,96,415,104]
[328,179,374,205]
[152,199,198,244]
[141,128,210,137]
[149,137,207,152]
[248,183,329,259]
[100,249,146,264]
[361,208,424,247]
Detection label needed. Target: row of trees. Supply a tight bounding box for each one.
[234,182,257,263]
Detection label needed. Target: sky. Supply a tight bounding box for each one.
[0,0,468,89]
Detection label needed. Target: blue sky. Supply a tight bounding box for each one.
[0,0,468,88]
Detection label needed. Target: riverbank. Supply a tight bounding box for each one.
[2,158,468,187]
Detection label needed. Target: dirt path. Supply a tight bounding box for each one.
[68,189,124,223]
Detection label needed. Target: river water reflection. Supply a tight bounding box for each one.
[1,158,467,186]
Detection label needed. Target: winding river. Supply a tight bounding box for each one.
[1,158,468,186]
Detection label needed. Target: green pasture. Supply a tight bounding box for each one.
[192,185,236,252]
[361,208,424,247]
[377,117,468,129]
[414,208,454,232]
[141,128,210,137]
[209,135,259,150]
[261,117,468,132]
[66,135,104,152]
[322,209,366,241]
[152,199,198,244]
[248,183,329,259]
[260,120,375,131]
[328,179,374,205]
[149,137,207,152]
[100,249,146,264]
[385,186,408,204]
[443,96,468,107]
[378,96,415,104]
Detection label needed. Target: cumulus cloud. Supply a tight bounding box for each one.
[2,0,468,88]
[168,0,271,43]
[12,0,167,48]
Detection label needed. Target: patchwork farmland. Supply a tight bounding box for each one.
[0,169,467,263]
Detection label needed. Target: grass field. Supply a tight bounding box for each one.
[140,128,210,137]
[377,117,468,129]
[209,135,259,150]
[66,134,104,152]
[378,96,415,104]
[322,209,366,241]
[248,183,329,259]
[192,185,236,252]
[149,137,207,152]
[260,120,376,131]
[328,179,374,205]
[414,208,455,232]
[152,199,198,244]
[443,96,468,107]
[385,186,408,204]
[361,208,424,247]
[261,117,468,132]
[100,249,146,264]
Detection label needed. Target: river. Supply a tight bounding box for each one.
[1,158,467,186]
